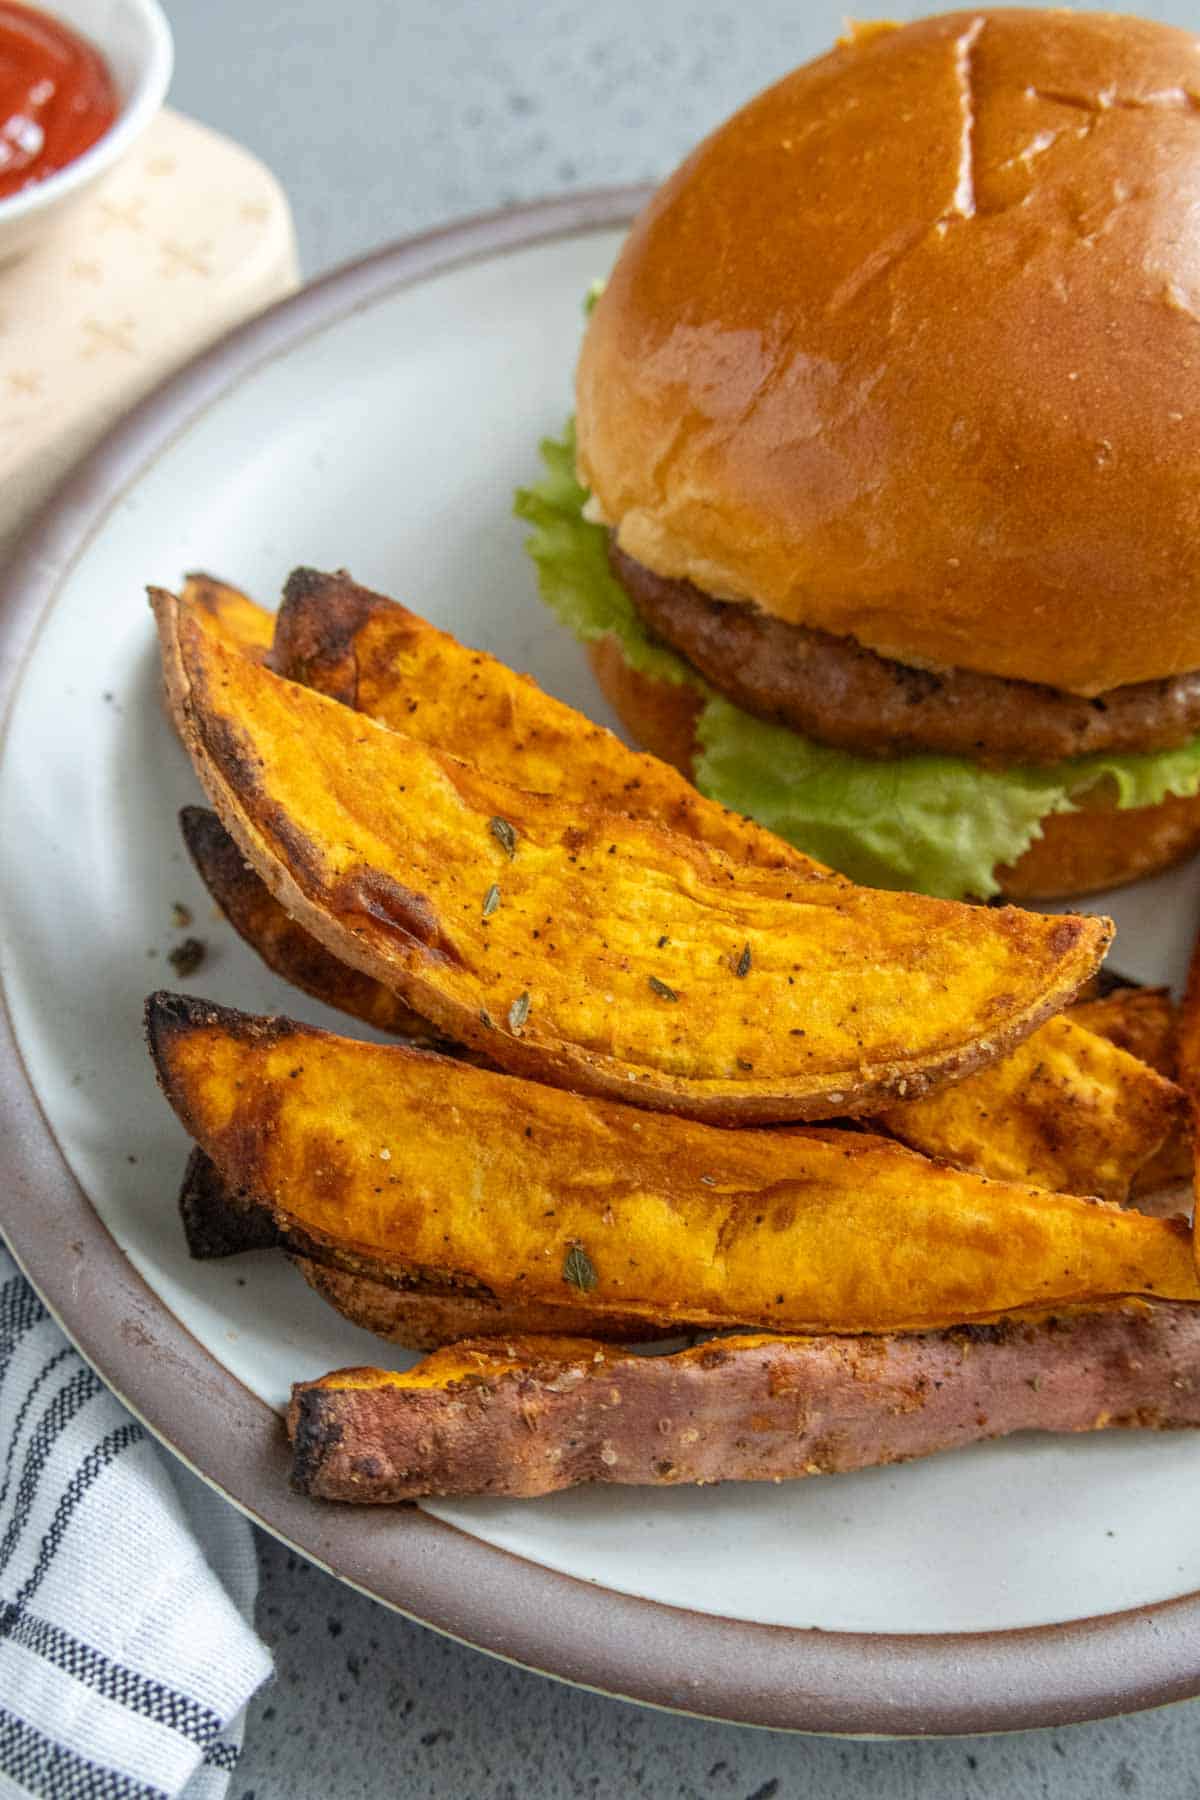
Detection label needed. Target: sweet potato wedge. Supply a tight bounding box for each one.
[189,560,815,876]
[288,1301,1200,1501]
[179,805,446,1044]
[1068,987,1192,1200]
[175,812,1184,1206]
[1069,987,1178,1078]
[152,585,1109,1123]
[879,1015,1183,1202]
[178,1144,676,1344]
[146,995,1200,1334]
[271,566,812,874]
[181,573,274,661]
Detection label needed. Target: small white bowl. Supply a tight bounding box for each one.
[0,0,173,263]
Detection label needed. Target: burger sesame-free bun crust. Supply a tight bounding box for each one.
[577,11,1200,697]
[585,643,1200,899]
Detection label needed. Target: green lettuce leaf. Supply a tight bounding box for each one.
[515,421,1200,898]
[692,703,1073,897]
[514,423,701,690]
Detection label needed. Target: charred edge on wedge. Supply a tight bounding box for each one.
[173,1143,504,1301]
[186,703,331,905]
[178,1146,283,1259]
[179,803,247,893]
[287,1388,348,1498]
[274,566,385,705]
[144,991,300,1144]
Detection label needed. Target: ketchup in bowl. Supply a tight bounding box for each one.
[0,3,118,200]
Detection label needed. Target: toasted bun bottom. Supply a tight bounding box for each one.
[585,640,1200,901]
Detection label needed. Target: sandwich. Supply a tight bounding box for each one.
[517,9,1200,901]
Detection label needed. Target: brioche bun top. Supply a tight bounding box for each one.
[575,10,1200,696]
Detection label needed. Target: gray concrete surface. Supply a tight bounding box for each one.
[161,2,1200,1792]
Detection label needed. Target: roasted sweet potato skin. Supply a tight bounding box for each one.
[180,806,446,1043]
[271,566,811,874]
[152,585,1110,1123]
[880,1015,1183,1202]
[146,994,1200,1336]
[288,1301,1200,1501]
[291,1256,680,1348]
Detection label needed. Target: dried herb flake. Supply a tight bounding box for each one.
[735,943,752,979]
[563,1244,598,1292]
[648,975,679,1003]
[508,990,531,1033]
[489,817,518,859]
[482,883,501,919]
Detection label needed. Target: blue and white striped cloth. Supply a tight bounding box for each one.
[0,1248,272,1797]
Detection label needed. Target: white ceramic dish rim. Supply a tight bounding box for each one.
[3,190,1200,1735]
[0,0,173,228]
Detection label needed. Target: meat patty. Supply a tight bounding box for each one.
[610,543,1200,765]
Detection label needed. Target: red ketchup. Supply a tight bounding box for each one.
[0,2,118,201]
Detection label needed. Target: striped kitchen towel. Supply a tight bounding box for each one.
[0,1247,272,1798]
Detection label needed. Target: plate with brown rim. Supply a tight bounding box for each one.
[4,190,1200,1736]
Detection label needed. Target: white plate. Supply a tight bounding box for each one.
[2,195,1199,1731]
